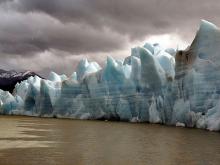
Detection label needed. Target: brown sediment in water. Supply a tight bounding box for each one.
[0,116,220,165]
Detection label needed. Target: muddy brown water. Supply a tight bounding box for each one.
[0,116,220,165]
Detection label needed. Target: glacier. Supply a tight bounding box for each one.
[1,20,220,131]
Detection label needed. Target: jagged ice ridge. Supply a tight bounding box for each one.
[1,20,220,131]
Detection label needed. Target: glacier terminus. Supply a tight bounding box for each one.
[1,20,220,131]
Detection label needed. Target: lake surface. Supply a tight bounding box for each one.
[0,116,220,165]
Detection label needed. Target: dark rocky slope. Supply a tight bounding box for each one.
[0,69,41,93]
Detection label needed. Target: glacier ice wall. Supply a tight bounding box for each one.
[1,20,220,131]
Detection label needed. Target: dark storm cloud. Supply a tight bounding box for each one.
[0,0,220,75]
[5,0,220,37]
[1,0,220,56]
[0,9,127,56]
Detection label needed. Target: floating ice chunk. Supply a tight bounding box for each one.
[176,122,185,127]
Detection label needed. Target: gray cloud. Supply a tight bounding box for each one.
[0,0,220,75]
[0,10,128,56]
[4,0,220,38]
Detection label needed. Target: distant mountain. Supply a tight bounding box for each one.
[0,69,42,93]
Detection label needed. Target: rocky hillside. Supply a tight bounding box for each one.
[0,69,41,93]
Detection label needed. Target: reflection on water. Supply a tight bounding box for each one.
[0,117,54,150]
[0,116,220,165]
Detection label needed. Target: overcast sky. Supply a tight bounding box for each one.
[0,0,220,77]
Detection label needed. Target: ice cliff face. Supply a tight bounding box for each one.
[1,20,220,131]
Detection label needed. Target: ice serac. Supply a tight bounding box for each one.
[0,90,20,114]
[1,20,220,131]
[76,58,101,81]
[174,20,220,130]
[140,47,166,92]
